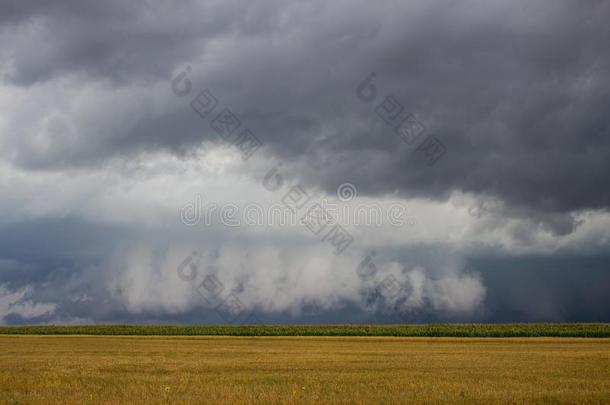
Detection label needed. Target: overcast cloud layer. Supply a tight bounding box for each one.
[1,0,609,324]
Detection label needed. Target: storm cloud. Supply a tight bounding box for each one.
[1,0,609,324]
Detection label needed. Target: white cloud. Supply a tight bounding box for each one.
[0,286,57,323]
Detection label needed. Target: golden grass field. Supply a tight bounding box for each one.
[0,336,609,404]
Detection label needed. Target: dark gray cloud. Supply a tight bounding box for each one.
[2,0,609,219]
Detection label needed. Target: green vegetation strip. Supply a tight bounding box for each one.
[0,324,609,337]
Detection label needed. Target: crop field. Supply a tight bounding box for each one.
[0,335,609,404]
[1,323,610,337]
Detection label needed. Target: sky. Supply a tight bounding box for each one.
[0,0,609,325]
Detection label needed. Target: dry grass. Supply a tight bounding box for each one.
[0,336,608,404]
